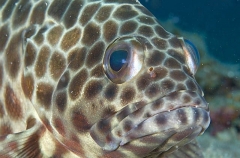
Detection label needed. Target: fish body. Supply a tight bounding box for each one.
[0,0,210,157]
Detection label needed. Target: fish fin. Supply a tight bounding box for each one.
[161,139,204,158]
[0,121,45,158]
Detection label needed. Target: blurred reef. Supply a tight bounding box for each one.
[160,21,240,158]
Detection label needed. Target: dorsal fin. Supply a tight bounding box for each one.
[0,121,45,158]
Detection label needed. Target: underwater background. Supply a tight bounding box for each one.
[140,0,240,64]
[140,0,240,157]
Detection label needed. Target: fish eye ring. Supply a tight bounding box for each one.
[103,36,145,84]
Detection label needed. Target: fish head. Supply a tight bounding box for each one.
[86,3,210,156]
[21,1,210,157]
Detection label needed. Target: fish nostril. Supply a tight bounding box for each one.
[148,67,156,78]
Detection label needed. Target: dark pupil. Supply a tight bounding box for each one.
[110,50,128,71]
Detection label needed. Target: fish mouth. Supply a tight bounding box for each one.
[90,90,210,152]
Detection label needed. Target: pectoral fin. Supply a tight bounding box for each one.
[0,121,45,158]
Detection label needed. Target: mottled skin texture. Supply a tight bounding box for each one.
[0,0,210,157]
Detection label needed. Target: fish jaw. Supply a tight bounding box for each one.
[90,90,210,153]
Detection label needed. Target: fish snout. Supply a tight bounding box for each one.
[90,90,210,153]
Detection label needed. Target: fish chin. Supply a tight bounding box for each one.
[90,90,210,153]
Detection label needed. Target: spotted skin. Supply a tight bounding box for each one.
[0,0,210,158]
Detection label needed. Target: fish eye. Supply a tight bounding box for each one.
[109,50,128,71]
[103,37,144,84]
[181,38,200,75]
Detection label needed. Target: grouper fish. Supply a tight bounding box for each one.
[0,0,210,157]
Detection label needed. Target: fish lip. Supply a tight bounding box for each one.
[115,90,210,146]
[90,89,210,151]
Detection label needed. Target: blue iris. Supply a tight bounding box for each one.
[110,50,128,71]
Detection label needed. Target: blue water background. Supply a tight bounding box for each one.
[140,0,240,65]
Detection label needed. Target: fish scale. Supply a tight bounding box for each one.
[0,0,210,157]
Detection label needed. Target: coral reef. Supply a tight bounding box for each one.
[210,106,240,136]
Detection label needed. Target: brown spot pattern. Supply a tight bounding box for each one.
[0,101,4,118]
[47,26,63,46]
[55,91,67,112]
[151,99,164,111]
[30,1,47,25]
[91,65,104,78]
[154,25,169,39]
[0,24,9,52]
[21,74,34,99]
[63,0,84,28]
[120,20,137,35]
[12,0,31,28]
[152,38,168,50]
[164,57,181,69]
[68,48,87,71]
[123,120,133,132]
[56,71,70,90]
[167,49,185,64]
[147,50,165,66]
[155,114,167,125]
[35,46,50,77]
[161,79,175,92]
[24,42,36,67]
[137,73,151,90]
[169,37,182,48]
[80,3,101,25]
[0,123,12,135]
[54,118,66,136]
[104,84,119,101]
[145,84,160,98]
[72,109,91,132]
[137,16,155,24]
[48,0,70,21]
[114,5,138,20]
[33,27,45,45]
[96,118,111,134]
[2,0,18,22]
[69,69,88,100]
[138,25,153,37]
[177,84,186,91]
[95,6,113,22]
[186,79,197,91]
[36,83,54,109]
[5,85,22,119]
[49,52,66,80]
[103,20,118,42]
[61,28,81,51]
[170,70,187,81]
[153,67,168,81]
[84,80,103,100]
[82,22,100,46]
[86,42,104,68]
[5,32,21,79]
[120,87,135,105]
